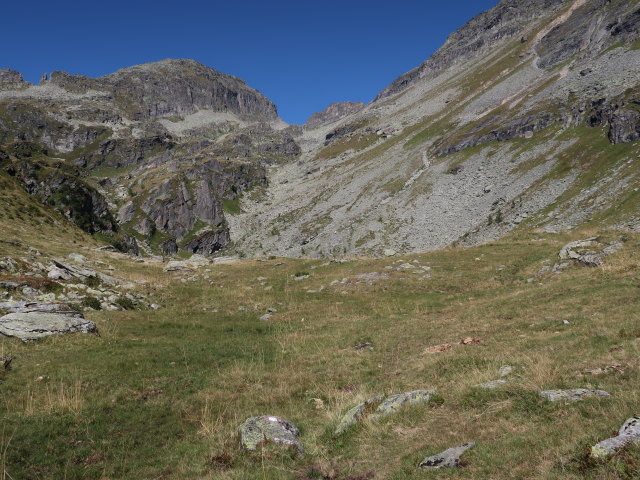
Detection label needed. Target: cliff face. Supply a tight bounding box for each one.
[0,59,298,255]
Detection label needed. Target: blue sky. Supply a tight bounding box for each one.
[1,0,497,124]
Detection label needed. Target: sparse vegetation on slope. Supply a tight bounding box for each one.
[1,229,639,479]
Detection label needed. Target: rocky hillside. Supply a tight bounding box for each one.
[228,0,640,257]
[0,59,300,256]
[2,1,640,260]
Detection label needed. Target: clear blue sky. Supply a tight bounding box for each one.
[1,0,498,124]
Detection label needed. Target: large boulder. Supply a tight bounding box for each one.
[239,416,303,453]
[0,312,97,341]
[591,416,640,458]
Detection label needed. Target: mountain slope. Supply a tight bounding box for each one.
[228,0,640,257]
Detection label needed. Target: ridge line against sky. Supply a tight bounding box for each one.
[2,0,498,124]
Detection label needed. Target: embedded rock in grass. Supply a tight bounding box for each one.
[539,389,611,402]
[334,395,384,435]
[591,416,640,458]
[239,416,303,453]
[498,365,514,377]
[558,238,623,267]
[0,301,82,316]
[477,379,509,390]
[0,312,97,341]
[51,259,120,286]
[371,389,436,419]
[419,442,475,469]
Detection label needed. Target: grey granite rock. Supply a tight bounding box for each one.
[239,416,303,453]
[539,389,611,402]
[591,416,640,458]
[419,442,475,469]
[0,312,97,341]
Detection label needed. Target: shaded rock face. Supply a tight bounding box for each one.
[537,1,640,69]
[375,0,569,100]
[239,416,303,453]
[6,157,116,234]
[306,102,366,129]
[99,59,278,120]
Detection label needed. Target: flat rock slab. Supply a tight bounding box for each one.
[539,389,611,402]
[0,312,97,341]
[0,301,82,316]
[591,416,640,458]
[239,416,303,453]
[419,442,475,469]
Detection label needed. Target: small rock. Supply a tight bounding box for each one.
[539,389,611,402]
[259,314,272,321]
[354,342,373,350]
[419,442,475,469]
[498,365,514,377]
[459,337,481,345]
[266,307,277,313]
[477,379,509,390]
[383,249,397,257]
[1,356,12,371]
[239,416,303,453]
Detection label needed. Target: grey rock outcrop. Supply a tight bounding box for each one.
[419,442,475,469]
[539,388,611,402]
[559,238,623,267]
[239,416,303,453]
[0,312,97,341]
[0,69,29,88]
[591,416,640,458]
[100,59,278,120]
[335,390,435,434]
[306,102,366,128]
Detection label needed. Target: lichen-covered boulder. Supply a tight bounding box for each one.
[419,442,475,469]
[371,389,436,419]
[591,417,640,458]
[539,389,611,402]
[334,395,384,435]
[239,416,303,453]
[0,312,98,341]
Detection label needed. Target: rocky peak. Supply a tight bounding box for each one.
[98,58,279,120]
[305,101,366,129]
[0,69,30,89]
[375,0,569,100]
